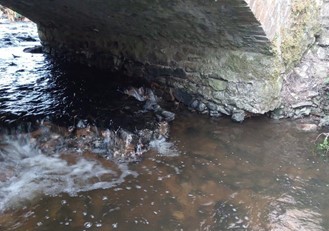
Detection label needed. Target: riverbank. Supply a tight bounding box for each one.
[272,0,329,127]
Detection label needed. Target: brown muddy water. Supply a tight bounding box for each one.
[1,20,329,231]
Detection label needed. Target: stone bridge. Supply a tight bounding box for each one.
[0,0,322,120]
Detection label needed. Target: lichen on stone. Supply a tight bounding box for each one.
[279,0,321,69]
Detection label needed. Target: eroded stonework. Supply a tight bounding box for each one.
[0,0,323,121]
[272,0,329,122]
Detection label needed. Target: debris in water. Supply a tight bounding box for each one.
[123,86,175,122]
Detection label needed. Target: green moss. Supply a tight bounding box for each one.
[220,51,280,82]
[280,0,321,69]
[208,78,228,91]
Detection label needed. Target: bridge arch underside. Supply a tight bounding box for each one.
[0,0,321,120]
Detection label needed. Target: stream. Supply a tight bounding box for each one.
[1,20,329,231]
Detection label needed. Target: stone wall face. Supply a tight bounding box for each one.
[272,0,329,121]
[246,0,291,40]
[0,0,323,121]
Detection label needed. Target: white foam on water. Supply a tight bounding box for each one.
[0,136,137,212]
[149,138,179,157]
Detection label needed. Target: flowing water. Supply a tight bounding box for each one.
[1,20,329,231]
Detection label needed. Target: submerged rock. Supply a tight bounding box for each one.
[26,85,176,162]
[231,110,246,123]
[28,119,172,162]
[296,123,318,132]
[211,201,249,230]
[23,45,43,54]
[124,87,152,102]
[156,110,175,122]
[123,86,175,122]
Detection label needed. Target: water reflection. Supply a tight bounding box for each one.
[0,22,57,123]
[0,21,148,127]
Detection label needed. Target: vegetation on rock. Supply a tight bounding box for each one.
[280,0,321,69]
[315,133,329,157]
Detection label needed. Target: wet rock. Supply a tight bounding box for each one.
[123,86,175,121]
[292,101,313,109]
[296,123,318,132]
[118,129,135,144]
[137,129,153,144]
[294,107,311,118]
[76,119,88,128]
[91,86,175,159]
[173,88,193,105]
[23,45,43,54]
[210,110,221,117]
[153,121,169,139]
[231,110,245,123]
[217,105,230,115]
[124,87,151,102]
[196,102,207,112]
[16,35,37,42]
[157,110,175,122]
[144,99,159,111]
[190,99,199,109]
[190,99,207,113]
[319,116,329,127]
[271,108,286,120]
[100,128,139,158]
[32,120,162,161]
[207,102,217,111]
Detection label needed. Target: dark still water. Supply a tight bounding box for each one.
[1,21,329,231]
[0,21,153,128]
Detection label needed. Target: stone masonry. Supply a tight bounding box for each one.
[0,0,323,121]
[272,0,329,123]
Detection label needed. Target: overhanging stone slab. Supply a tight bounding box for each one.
[0,0,322,119]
